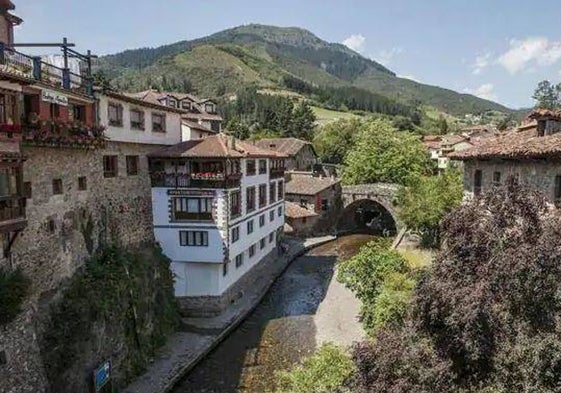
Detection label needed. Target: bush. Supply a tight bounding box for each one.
[275,343,355,393]
[0,268,31,325]
[371,272,415,331]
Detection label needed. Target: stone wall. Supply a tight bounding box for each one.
[0,141,162,393]
[462,159,561,200]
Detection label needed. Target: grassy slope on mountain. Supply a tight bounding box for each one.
[95,24,514,117]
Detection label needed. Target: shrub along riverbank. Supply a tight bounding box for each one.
[279,181,561,392]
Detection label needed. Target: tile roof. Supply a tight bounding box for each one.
[106,91,185,113]
[285,175,340,196]
[254,138,316,157]
[448,125,558,160]
[285,202,319,219]
[181,120,217,134]
[529,108,561,121]
[149,134,287,159]
[183,112,223,122]
[126,90,222,120]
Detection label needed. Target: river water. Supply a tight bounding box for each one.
[172,234,375,393]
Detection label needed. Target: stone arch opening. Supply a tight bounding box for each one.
[337,199,397,236]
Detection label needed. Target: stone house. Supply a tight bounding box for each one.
[450,109,561,203]
[255,137,317,171]
[284,201,319,237]
[0,0,20,45]
[285,173,342,235]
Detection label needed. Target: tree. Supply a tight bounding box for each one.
[313,118,361,164]
[437,114,449,134]
[397,168,463,248]
[532,80,561,109]
[342,119,431,185]
[291,101,316,140]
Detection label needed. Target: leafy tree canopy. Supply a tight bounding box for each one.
[313,118,362,164]
[532,80,561,109]
[342,118,432,185]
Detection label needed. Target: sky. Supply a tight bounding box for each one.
[12,0,561,109]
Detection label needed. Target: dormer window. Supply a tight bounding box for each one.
[169,98,177,108]
[205,103,215,113]
[182,101,191,110]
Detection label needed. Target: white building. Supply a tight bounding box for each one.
[97,90,184,145]
[148,134,287,315]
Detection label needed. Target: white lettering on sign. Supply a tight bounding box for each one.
[41,89,68,106]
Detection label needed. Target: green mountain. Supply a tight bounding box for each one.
[95,24,514,117]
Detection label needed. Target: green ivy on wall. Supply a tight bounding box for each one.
[0,268,31,326]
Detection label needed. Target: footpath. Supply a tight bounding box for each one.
[123,236,335,393]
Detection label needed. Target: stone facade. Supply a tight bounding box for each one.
[462,158,561,201]
[0,141,162,393]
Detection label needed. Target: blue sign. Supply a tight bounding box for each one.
[94,360,111,392]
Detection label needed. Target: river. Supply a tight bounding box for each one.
[172,234,375,393]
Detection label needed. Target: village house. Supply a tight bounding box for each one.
[130,89,223,139]
[285,172,341,235]
[450,109,561,203]
[284,201,319,236]
[422,134,474,171]
[148,134,286,316]
[255,137,317,171]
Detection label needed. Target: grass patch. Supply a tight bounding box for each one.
[398,248,433,272]
[312,106,361,125]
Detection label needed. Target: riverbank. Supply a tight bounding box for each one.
[123,236,335,393]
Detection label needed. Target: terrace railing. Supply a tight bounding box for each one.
[151,172,242,189]
[0,43,93,97]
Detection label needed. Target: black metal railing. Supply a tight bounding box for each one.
[0,196,26,223]
[0,43,93,96]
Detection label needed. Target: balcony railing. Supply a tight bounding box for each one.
[151,172,242,189]
[0,196,26,231]
[270,168,285,179]
[22,121,106,150]
[0,44,93,96]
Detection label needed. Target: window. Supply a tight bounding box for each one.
[259,214,265,227]
[173,197,213,221]
[182,101,191,110]
[249,244,256,258]
[278,206,283,217]
[152,113,166,132]
[168,98,177,108]
[223,262,229,276]
[232,226,240,243]
[278,181,284,199]
[69,103,86,122]
[246,186,256,212]
[260,238,266,250]
[23,181,32,198]
[300,198,307,207]
[259,184,267,207]
[247,219,254,234]
[321,199,329,211]
[108,102,123,126]
[103,155,118,178]
[210,120,221,132]
[130,109,145,130]
[473,170,482,196]
[270,183,277,203]
[205,103,215,113]
[235,253,244,268]
[555,175,561,204]
[259,159,267,174]
[179,231,209,247]
[302,217,307,224]
[246,160,256,176]
[52,179,63,195]
[126,155,139,176]
[493,171,501,186]
[230,191,241,218]
[269,232,275,243]
[270,210,275,222]
[50,103,60,118]
[78,176,87,191]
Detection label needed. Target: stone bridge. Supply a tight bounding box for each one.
[338,183,403,234]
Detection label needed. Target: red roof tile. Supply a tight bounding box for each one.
[285,202,319,219]
[285,175,340,196]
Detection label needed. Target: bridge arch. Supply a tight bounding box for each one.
[338,184,402,235]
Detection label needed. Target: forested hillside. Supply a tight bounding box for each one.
[94,24,515,118]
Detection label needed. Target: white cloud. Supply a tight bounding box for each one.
[463,83,497,101]
[342,34,366,53]
[498,37,561,74]
[376,47,403,67]
[472,52,492,75]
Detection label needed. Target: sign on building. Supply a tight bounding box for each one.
[93,360,111,393]
[41,89,68,106]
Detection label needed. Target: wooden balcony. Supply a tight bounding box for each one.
[0,196,26,232]
[151,172,242,189]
